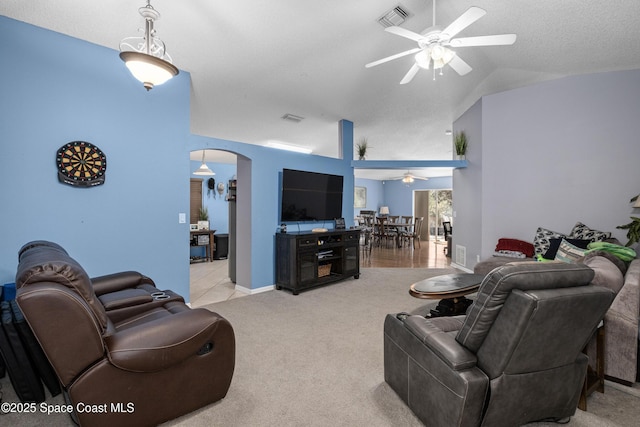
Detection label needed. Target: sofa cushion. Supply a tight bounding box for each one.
[569,222,611,242]
[582,250,628,276]
[582,255,624,294]
[533,227,565,256]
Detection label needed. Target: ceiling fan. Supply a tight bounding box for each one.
[366,0,516,83]
[392,171,429,184]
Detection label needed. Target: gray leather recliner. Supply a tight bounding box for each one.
[384,262,615,427]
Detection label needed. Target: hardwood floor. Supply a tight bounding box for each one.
[361,238,452,269]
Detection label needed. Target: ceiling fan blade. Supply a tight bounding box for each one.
[384,26,425,42]
[449,34,517,47]
[448,55,472,76]
[400,64,421,85]
[441,6,486,40]
[365,47,422,68]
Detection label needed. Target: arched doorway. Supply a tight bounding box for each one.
[188,149,243,306]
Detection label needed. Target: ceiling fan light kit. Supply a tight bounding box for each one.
[395,171,429,185]
[119,0,179,90]
[366,1,516,84]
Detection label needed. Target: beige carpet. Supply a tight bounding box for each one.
[2,267,639,426]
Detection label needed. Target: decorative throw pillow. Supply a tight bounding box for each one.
[533,227,565,256]
[542,238,591,260]
[569,222,611,242]
[495,238,535,258]
[555,239,588,263]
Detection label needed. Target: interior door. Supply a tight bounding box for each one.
[190,178,203,225]
[413,190,430,242]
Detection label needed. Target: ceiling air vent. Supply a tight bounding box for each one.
[377,4,411,28]
[281,113,304,123]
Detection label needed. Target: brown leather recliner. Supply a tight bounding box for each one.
[15,241,235,427]
[384,262,616,427]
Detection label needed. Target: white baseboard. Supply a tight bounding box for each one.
[450,262,473,274]
[235,284,274,295]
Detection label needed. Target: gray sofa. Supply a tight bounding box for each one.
[474,254,640,385]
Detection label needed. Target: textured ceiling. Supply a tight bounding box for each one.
[3,0,640,180]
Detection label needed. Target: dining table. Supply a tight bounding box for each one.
[380,218,414,248]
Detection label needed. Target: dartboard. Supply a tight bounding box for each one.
[56,141,107,187]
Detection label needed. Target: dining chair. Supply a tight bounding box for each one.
[388,215,400,223]
[360,227,372,260]
[398,216,413,247]
[443,221,452,239]
[443,221,453,255]
[404,217,424,249]
[375,217,397,247]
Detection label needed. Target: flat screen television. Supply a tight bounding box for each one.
[280,168,344,222]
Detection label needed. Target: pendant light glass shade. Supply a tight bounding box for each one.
[119,1,179,90]
[119,52,178,91]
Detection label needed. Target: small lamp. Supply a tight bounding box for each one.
[379,206,390,216]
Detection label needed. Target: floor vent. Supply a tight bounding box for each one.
[455,245,466,267]
[377,5,411,28]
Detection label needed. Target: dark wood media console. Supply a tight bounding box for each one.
[275,229,360,295]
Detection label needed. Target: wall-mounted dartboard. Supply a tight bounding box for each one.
[56,141,107,187]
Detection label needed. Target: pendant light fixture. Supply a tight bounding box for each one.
[119,1,179,90]
[193,150,215,176]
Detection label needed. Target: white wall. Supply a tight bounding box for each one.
[454,69,640,271]
[451,99,483,269]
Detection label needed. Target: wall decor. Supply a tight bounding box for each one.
[354,186,366,208]
[56,141,107,187]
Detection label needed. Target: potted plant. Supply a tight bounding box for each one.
[454,131,468,159]
[617,194,640,246]
[198,206,209,230]
[356,138,369,160]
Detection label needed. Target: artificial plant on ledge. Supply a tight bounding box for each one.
[617,194,640,246]
[356,137,368,160]
[454,131,467,159]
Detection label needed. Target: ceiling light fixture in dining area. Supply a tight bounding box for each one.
[119,0,179,90]
[193,150,215,176]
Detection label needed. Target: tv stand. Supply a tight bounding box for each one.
[275,229,360,295]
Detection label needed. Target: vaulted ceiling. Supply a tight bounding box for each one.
[3,0,640,179]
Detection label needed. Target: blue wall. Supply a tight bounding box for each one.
[354,176,452,218]
[187,134,355,291]
[192,161,237,234]
[0,16,354,297]
[0,17,191,295]
[383,177,452,216]
[354,178,384,217]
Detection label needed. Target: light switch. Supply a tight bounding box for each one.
[179,213,186,223]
